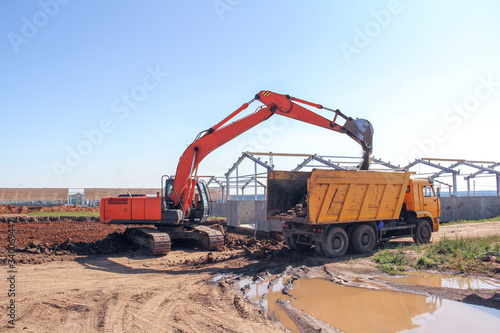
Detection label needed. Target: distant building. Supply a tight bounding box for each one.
[68,193,85,206]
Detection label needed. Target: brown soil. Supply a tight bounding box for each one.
[272,195,307,218]
[0,204,99,215]
[0,219,286,265]
[1,218,500,331]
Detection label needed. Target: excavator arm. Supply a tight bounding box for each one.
[171,90,374,216]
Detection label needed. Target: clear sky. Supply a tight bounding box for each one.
[1,0,500,189]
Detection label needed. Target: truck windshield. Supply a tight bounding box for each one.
[423,185,435,197]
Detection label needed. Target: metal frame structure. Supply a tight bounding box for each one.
[2,156,499,206]
[201,153,500,202]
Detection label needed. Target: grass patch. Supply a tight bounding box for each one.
[373,236,500,276]
[26,211,99,217]
[445,216,500,226]
[417,236,500,275]
[207,216,227,221]
[374,246,412,275]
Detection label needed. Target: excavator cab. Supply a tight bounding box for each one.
[187,180,210,223]
[163,177,210,223]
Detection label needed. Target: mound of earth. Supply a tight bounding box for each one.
[0,204,99,215]
[0,218,287,265]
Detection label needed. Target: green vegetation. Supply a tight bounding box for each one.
[207,216,227,221]
[419,236,500,275]
[445,216,500,226]
[27,211,99,217]
[373,236,500,276]
[374,246,412,275]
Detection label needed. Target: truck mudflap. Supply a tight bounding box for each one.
[433,218,440,231]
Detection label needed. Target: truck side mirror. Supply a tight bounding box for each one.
[436,187,440,197]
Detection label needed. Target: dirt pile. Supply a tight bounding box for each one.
[219,228,287,260]
[0,219,129,250]
[0,217,288,265]
[225,232,284,251]
[0,216,100,223]
[17,232,136,256]
[272,195,308,218]
[0,204,99,215]
[205,221,286,254]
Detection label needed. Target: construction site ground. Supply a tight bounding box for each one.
[1,209,500,332]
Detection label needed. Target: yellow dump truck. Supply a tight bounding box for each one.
[267,169,440,258]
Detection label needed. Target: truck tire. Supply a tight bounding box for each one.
[321,227,348,258]
[314,241,325,256]
[413,219,432,244]
[285,235,310,251]
[351,224,376,254]
[345,224,357,252]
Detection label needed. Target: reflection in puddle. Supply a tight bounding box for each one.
[376,271,500,290]
[238,275,299,332]
[281,278,441,332]
[265,278,500,333]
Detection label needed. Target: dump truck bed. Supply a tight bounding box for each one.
[267,169,412,225]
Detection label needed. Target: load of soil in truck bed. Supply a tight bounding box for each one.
[272,195,308,218]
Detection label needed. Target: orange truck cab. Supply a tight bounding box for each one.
[403,178,441,233]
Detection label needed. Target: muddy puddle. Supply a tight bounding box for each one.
[375,271,500,290]
[233,274,500,333]
[237,275,301,332]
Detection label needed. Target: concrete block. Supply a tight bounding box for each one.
[226,201,256,228]
[210,202,227,217]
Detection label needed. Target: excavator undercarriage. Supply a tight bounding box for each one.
[124,225,224,256]
[124,227,172,255]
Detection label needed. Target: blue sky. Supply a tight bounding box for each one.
[1,0,500,189]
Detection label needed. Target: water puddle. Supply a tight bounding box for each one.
[233,274,500,333]
[376,271,500,290]
[238,275,300,332]
[271,278,500,333]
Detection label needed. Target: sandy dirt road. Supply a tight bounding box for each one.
[1,221,500,332]
[433,221,500,240]
[2,250,288,332]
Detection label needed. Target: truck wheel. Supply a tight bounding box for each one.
[321,227,348,258]
[351,224,376,254]
[413,219,432,244]
[285,235,310,251]
[314,241,325,256]
[345,224,356,252]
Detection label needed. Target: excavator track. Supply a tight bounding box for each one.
[192,225,225,251]
[125,227,171,256]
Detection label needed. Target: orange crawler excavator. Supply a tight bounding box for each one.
[100,90,374,255]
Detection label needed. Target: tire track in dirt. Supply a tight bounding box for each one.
[15,302,69,333]
[103,290,136,333]
[14,303,56,333]
[85,290,106,331]
[127,292,172,332]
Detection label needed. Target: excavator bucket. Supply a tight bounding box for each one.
[345,118,373,150]
[344,118,374,170]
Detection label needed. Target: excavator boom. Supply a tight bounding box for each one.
[172,90,374,215]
